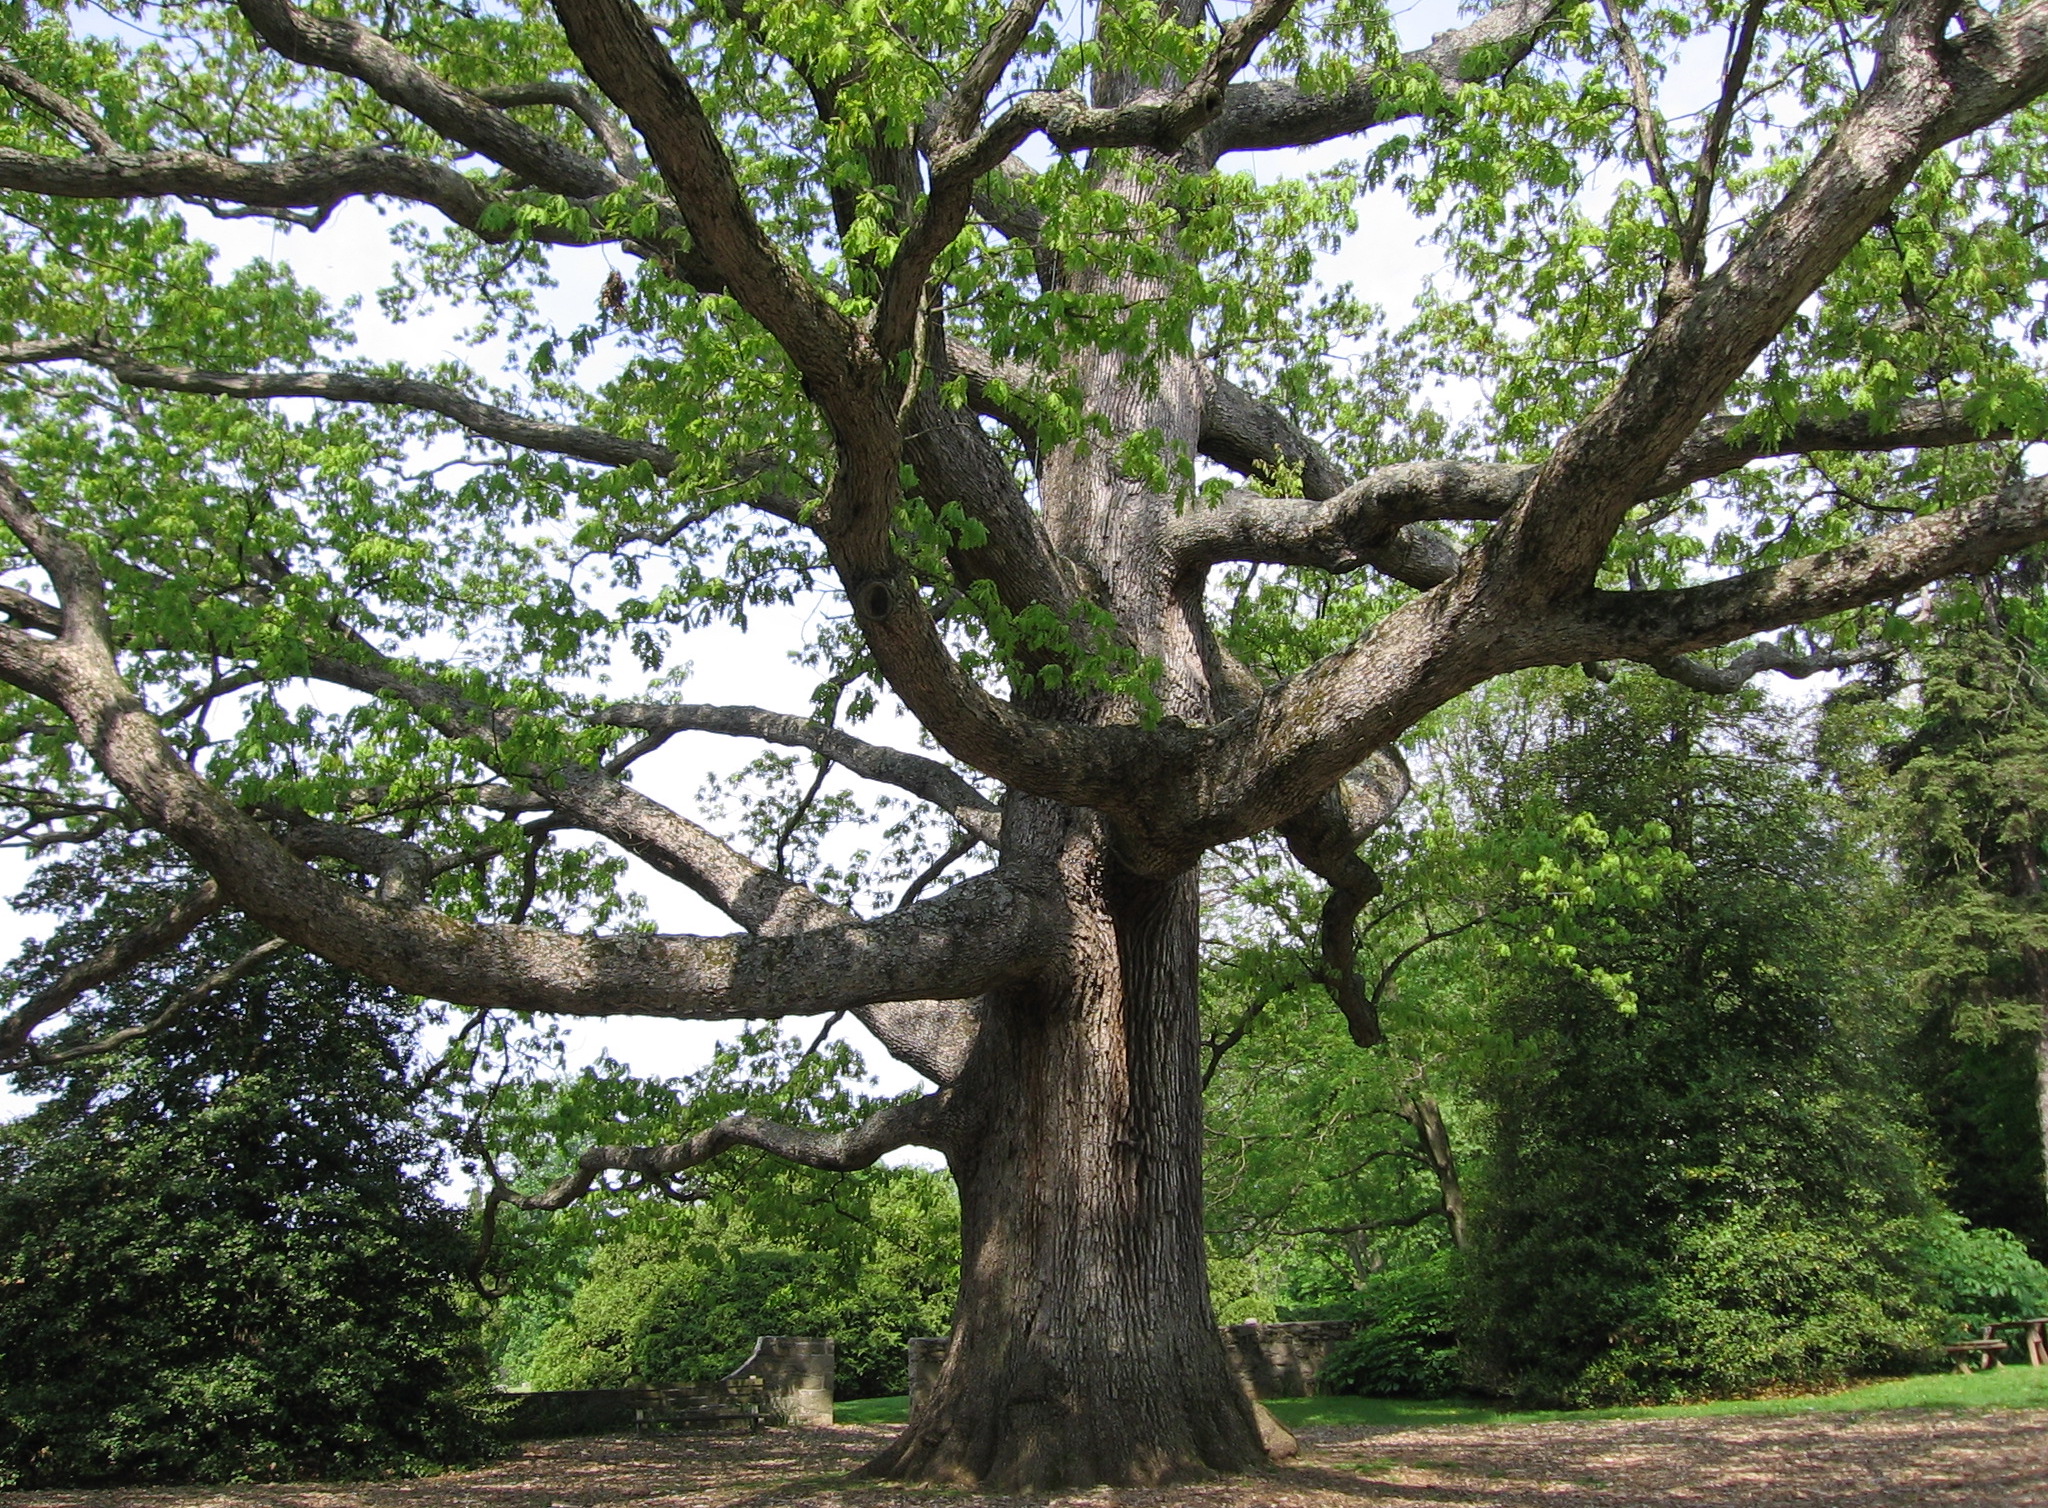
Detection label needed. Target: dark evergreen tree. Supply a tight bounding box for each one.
[0,846,492,1488]
[1883,594,2048,1255]
[1461,676,1942,1405]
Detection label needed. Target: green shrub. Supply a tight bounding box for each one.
[0,935,493,1488]
[1566,1207,1942,1404]
[522,1169,957,1400]
[1918,1214,2048,1333]
[1316,1253,1463,1398]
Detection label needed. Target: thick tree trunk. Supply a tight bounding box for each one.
[859,805,1267,1488]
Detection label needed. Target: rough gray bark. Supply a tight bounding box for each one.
[864,808,1266,1488]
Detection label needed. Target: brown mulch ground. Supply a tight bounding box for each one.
[5,1408,2045,1507]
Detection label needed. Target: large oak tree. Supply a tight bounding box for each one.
[3,0,2048,1487]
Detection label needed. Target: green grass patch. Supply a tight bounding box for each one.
[836,1369,2048,1433]
[1263,1365,2048,1432]
[836,1395,910,1425]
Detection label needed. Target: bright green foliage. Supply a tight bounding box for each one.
[1454,675,1945,1405]
[0,846,492,1488]
[472,1030,957,1399]
[519,1169,956,1398]
[1201,671,1689,1345]
[1313,1251,1463,1399]
[1916,1214,2048,1334]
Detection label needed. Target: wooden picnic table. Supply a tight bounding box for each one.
[1944,1337,2008,1372]
[1989,1317,2048,1367]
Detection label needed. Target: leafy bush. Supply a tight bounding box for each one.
[1567,1208,1941,1404]
[1918,1215,2048,1333]
[1459,680,1953,1406]
[522,1168,957,1399]
[1316,1253,1463,1398]
[0,895,493,1489]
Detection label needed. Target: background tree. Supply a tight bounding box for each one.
[1877,579,2048,1250]
[0,844,490,1489]
[473,1030,958,1399]
[2,0,2048,1487]
[1455,674,1945,1405]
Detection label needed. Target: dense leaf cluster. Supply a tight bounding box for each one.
[0,850,492,1488]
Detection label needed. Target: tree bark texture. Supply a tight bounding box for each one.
[864,803,1267,1488]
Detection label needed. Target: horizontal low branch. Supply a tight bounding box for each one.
[0,880,222,1057]
[13,938,291,1070]
[0,483,1057,1020]
[0,144,607,249]
[495,1088,955,1212]
[0,340,683,477]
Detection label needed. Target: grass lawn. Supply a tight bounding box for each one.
[835,1396,911,1424]
[833,1366,2048,1429]
[1263,1364,2048,1430]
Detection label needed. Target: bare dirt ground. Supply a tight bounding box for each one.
[6,1408,2045,1508]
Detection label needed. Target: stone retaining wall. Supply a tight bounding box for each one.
[724,1335,836,1426]
[1218,1320,1356,1399]
[497,1334,836,1435]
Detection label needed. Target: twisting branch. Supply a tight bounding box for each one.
[0,881,224,1057]
[1166,466,1520,583]
[596,702,1003,847]
[548,0,869,429]
[474,79,642,176]
[1645,641,1895,693]
[491,1088,956,1214]
[234,0,622,199]
[1203,0,1572,156]
[1173,394,2019,581]
[1278,752,1409,1049]
[297,645,850,934]
[0,340,680,476]
[266,811,432,906]
[16,939,292,1070]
